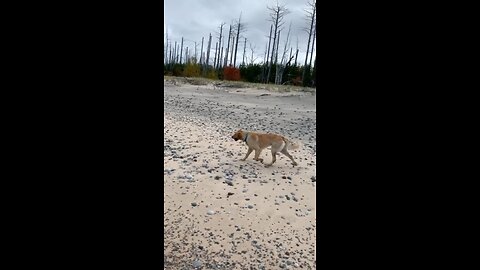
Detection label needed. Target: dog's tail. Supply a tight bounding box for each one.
[283,137,302,150]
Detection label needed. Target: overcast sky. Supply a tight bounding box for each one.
[164,0,316,66]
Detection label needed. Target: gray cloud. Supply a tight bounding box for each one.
[164,0,316,66]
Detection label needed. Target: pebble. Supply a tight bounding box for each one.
[192,259,203,268]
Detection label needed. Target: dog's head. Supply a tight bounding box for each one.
[231,129,244,141]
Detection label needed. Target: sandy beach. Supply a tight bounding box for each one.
[164,80,317,269]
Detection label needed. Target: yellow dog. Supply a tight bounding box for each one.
[231,129,301,167]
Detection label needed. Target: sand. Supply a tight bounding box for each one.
[163,80,317,269]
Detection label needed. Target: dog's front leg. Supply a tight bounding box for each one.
[241,147,253,161]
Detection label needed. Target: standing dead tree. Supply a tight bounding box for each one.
[180,37,184,64]
[205,33,212,71]
[224,25,232,67]
[173,41,177,64]
[302,0,316,86]
[249,42,258,65]
[200,37,204,65]
[262,24,273,83]
[216,23,226,70]
[229,34,235,66]
[266,1,289,84]
[276,22,293,84]
[213,42,218,69]
[165,26,169,64]
[274,30,281,84]
[193,41,198,64]
[294,36,299,66]
[309,22,316,70]
[242,37,247,66]
[233,12,246,67]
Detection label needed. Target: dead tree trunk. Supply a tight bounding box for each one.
[266,3,289,84]
[194,41,198,63]
[230,35,235,66]
[180,37,184,64]
[206,33,212,70]
[233,12,244,67]
[309,23,316,70]
[165,28,169,64]
[219,46,223,71]
[263,25,273,83]
[302,0,316,85]
[216,23,225,70]
[242,37,247,66]
[200,37,204,65]
[213,42,218,69]
[224,25,232,67]
[278,23,292,85]
[274,30,281,84]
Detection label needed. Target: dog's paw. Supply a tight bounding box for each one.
[265,164,272,167]
[240,158,246,161]
[292,162,298,167]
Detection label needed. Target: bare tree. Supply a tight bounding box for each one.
[200,37,204,65]
[180,37,184,64]
[194,41,198,63]
[309,22,316,70]
[249,42,258,65]
[242,37,247,66]
[229,34,235,65]
[289,47,292,63]
[224,25,232,67]
[277,22,293,84]
[263,24,273,83]
[165,26,169,64]
[294,36,299,66]
[169,43,172,66]
[274,30,281,84]
[266,0,290,84]
[206,33,212,69]
[302,0,316,85]
[275,30,280,68]
[233,12,247,67]
[219,46,223,69]
[216,23,226,69]
[173,41,177,64]
[213,42,218,69]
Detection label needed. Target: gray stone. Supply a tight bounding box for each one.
[192,259,203,268]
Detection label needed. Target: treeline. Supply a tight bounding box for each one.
[164,0,316,87]
[163,61,316,87]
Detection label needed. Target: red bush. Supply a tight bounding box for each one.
[292,76,303,86]
[223,66,241,81]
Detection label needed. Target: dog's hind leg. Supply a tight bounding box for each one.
[265,150,277,167]
[241,147,254,161]
[253,149,264,163]
[280,148,298,166]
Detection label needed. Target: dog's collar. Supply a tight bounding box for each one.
[243,133,249,142]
